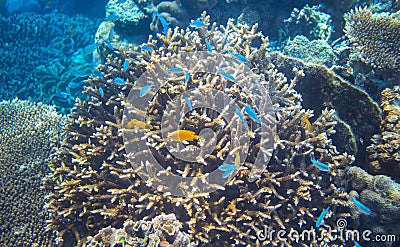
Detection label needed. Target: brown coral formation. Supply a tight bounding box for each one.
[87,213,191,247]
[46,13,354,246]
[344,7,400,71]
[0,99,64,246]
[346,166,400,246]
[367,86,400,181]
[268,52,380,158]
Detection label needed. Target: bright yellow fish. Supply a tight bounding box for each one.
[168,130,199,142]
[303,117,313,134]
[126,119,152,130]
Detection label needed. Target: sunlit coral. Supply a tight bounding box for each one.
[46,13,355,246]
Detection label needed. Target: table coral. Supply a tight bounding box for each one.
[367,86,400,181]
[0,99,64,246]
[46,12,354,246]
[344,7,400,72]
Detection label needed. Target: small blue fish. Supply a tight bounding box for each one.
[153,11,169,35]
[123,60,130,73]
[114,77,125,85]
[98,87,104,97]
[184,97,192,111]
[72,70,89,77]
[316,206,330,227]
[83,44,98,55]
[189,19,205,28]
[67,81,80,89]
[58,92,70,99]
[139,84,154,97]
[244,105,262,124]
[184,72,190,84]
[229,52,248,63]
[236,108,248,127]
[167,67,184,74]
[310,155,331,172]
[205,39,212,52]
[106,13,119,22]
[353,240,362,247]
[350,197,371,215]
[218,164,237,179]
[104,40,114,50]
[219,71,235,81]
[109,27,114,40]
[141,45,152,51]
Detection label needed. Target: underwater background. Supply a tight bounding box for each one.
[0,0,399,246]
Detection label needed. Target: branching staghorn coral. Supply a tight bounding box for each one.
[46,13,355,246]
[0,99,64,246]
[367,86,400,181]
[344,7,400,72]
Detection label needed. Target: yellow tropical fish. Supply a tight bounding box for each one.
[168,130,199,142]
[303,117,313,134]
[126,119,152,129]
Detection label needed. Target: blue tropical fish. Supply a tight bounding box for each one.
[123,60,130,73]
[353,240,362,247]
[189,19,205,28]
[244,105,262,124]
[83,44,98,55]
[67,81,80,89]
[219,71,235,81]
[236,108,248,127]
[141,45,152,51]
[310,155,331,172]
[114,77,125,85]
[229,52,247,63]
[140,84,154,97]
[316,206,330,227]
[98,87,104,97]
[184,72,190,84]
[350,197,371,215]
[153,11,169,35]
[218,164,237,179]
[205,39,213,52]
[184,97,192,111]
[106,13,119,22]
[109,26,114,40]
[167,67,184,74]
[104,40,114,50]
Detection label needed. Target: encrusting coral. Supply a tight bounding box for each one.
[0,99,64,246]
[46,12,355,246]
[367,86,400,181]
[345,166,400,246]
[87,213,191,247]
[344,7,400,72]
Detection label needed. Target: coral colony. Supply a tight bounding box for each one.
[1,1,400,247]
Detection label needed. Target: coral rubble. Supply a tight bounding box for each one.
[344,7,400,72]
[367,86,400,181]
[46,13,354,246]
[0,99,64,246]
[87,213,191,247]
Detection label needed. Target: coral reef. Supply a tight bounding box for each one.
[0,99,64,246]
[268,52,381,159]
[105,0,145,24]
[345,166,400,246]
[0,11,99,113]
[367,86,400,181]
[283,35,337,67]
[344,7,400,72]
[45,13,357,247]
[87,214,191,247]
[283,4,333,41]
